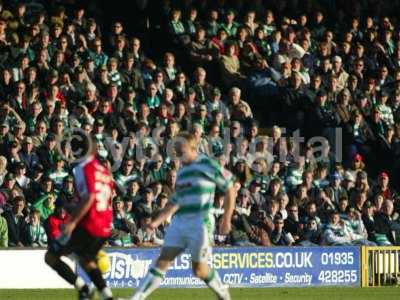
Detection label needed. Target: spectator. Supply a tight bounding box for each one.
[44,199,69,242]
[135,213,163,247]
[230,190,256,247]
[374,199,396,245]
[0,208,7,247]
[323,210,353,246]
[26,209,47,247]
[3,196,28,247]
[299,217,323,246]
[110,197,136,247]
[362,201,376,242]
[345,207,375,245]
[270,215,295,246]
[32,176,56,222]
[284,202,302,243]
[0,1,399,248]
[220,43,244,88]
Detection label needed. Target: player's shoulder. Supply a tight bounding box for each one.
[75,155,108,174]
[73,155,93,172]
[196,154,220,169]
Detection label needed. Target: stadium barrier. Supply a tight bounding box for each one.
[0,249,75,288]
[2,246,400,289]
[78,246,361,288]
[361,246,400,287]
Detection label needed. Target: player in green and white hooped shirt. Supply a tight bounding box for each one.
[130,132,235,300]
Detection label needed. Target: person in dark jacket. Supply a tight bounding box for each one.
[374,199,396,245]
[298,217,323,246]
[361,201,376,242]
[284,202,303,243]
[278,72,307,134]
[270,215,295,246]
[309,89,340,146]
[3,196,28,246]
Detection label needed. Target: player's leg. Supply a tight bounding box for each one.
[79,256,113,300]
[131,246,183,300]
[76,234,113,300]
[190,227,230,300]
[44,241,90,298]
[192,261,230,300]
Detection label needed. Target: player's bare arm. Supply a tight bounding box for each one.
[149,202,179,230]
[219,185,236,235]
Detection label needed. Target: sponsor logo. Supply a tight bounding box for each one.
[105,252,152,282]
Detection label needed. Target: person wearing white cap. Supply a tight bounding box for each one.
[342,171,356,192]
[332,55,349,90]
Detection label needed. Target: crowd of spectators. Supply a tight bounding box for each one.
[1,0,400,249]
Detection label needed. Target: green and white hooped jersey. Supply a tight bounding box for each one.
[170,154,234,225]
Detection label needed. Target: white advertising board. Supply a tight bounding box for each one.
[0,250,75,289]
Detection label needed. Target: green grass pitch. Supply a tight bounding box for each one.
[0,287,398,300]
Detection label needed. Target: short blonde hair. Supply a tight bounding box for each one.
[177,132,198,150]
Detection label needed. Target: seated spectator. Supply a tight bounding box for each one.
[227,87,253,124]
[19,136,39,172]
[301,201,322,228]
[14,162,30,191]
[372,172,395,200]
[44,199,69,243]
[345,207,375,245]
[188,27,214,66]
[337,197,350,220]
[220,43,245,88]
[167,9,190,46]
[270,215,295,246]
[3,196,28,247]
[135,213,163,247]
[230,194,256,247]
[136,187,154,220]
[145,154,166,185]
[298,217,323,246]
[0,208,8,247]
[323,210,352,246]
[48,156,68,189]
[110,197,136,247]
[284,202,303,243]
[374,199,396,245]
[26,209,47,247]
[114,158,139,193]
[325,172,348,205]
[376,90,394,127]
[361,201,376,241]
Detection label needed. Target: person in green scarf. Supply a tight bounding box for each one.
[27,209,47,247]
[32,176,57,223]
